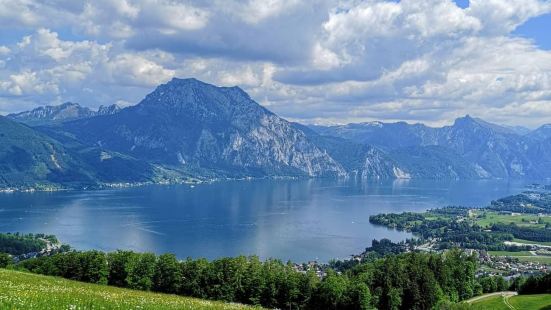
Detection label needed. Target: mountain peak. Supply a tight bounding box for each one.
[7,101,121,126]
[139,77,256,115]
[452,115,517,135]
[167,77,204,85]
[59,101,81,108]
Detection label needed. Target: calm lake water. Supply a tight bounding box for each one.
[0,179,531,262]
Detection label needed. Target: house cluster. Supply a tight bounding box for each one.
[12,238,62,263]
[292,261,327,278]
[477,250,549,278]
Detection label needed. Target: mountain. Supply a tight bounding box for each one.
[5,78,549,186]
[0,115,94,188]
[7,102,120,126]
[96,104,122,116]
[310,121,438,151]
[59,78,349,178]
[292,123,405,179]
[528,124,551,141]
[312,115,551,179]
[0,115,186,190]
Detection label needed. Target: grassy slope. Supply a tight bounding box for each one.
[513,239,551,246]
[475,211,550,229]
[469,293,551,310]
[0,269,255,310]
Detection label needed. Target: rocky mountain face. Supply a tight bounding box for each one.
[3,77,550,188]
[7,102,120,125]
[528,124,551,142]
[312,115,551,179]
[61,78,349,178]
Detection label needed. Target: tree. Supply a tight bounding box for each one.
[344,280,372,310]
[153,253,181,293]
[314,270,349,309]
[496,276,508,292]
[78,251,108,284]
[107,250,136,287]
[509,276,525,292]
[179,258,210,298]
[0,252,12,268]
[126,252,156,290]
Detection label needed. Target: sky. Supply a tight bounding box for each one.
[0,0,550,128]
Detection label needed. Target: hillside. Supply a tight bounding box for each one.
[467,292,551,309]
[0,116,95,189]
[0,269,255,310]
[0,115,188,190]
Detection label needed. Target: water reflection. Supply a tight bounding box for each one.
[0,178,530,262]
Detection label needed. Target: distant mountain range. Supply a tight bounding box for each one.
[7,102,120,126]
[1,78,550,190]
[311,116,551,179]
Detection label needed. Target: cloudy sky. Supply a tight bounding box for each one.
[0,0,550,128]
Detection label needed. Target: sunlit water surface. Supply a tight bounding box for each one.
[0,178,531,262]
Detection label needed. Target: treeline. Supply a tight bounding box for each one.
[11,248,482,310]
[491,223,551,242]
[489,191,551,214]
[519,272,551,294]
[369,212,522,251]
[369,208,550,251]
[0,233,57,255]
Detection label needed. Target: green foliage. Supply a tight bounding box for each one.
[126,252,157,291]
[519,272,551,294]
[0,233,49,255]
[369,205,551,250]
[153,253,181,294]
[478,276,509,293]
[15,248,482,310]
[0,252,12,268]
[107,250,136,287]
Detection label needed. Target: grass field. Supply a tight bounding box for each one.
[487,251,551,265]
[488,251,534,257]
[513,238,551,247]
[475,211,550,229]
[516,256,551,264]
[0,268,256,310]
[469,293,551,310]
[470,295,510,310]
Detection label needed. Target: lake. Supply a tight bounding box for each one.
[0,178,530,262]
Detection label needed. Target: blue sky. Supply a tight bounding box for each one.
[0,0,550,128]
[513,13,551,50]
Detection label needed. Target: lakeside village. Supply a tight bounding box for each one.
[294,187,551,280]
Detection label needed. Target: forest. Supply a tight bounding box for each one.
[369,203,551,251]
[0,233,57,255]
[2,248,485,310]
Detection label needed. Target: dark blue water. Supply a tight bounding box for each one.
[0,179,530,262]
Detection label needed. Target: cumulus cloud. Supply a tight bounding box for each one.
[0,0,551,128]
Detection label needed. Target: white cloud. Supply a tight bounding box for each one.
[105,54,175,87]
[0,0,550,128]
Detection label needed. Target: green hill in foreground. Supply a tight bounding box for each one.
[0,269,256,310]
[468,292,551,309]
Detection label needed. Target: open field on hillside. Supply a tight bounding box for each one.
[468,292,551,310]
[0,268,255,310]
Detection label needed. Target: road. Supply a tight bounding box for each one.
[466,291,518,309]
